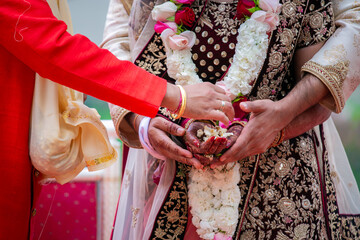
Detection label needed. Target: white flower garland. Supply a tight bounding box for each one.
[188,162,241,239]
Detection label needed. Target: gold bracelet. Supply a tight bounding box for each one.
[171,85,187,119]
[184,119,195,130]
[270,128,285,148]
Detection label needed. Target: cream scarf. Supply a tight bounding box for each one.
[29,0,117,184]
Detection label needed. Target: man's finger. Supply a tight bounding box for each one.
[240,100,266,113]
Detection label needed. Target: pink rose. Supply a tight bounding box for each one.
[214,233,232,240]
[259,0,282,14]
[175,7,195,27]
[151,2,177,22]
[251,10,280,32]
[174,0,195,4]
[154,21,178,34]
[161,29,196,50]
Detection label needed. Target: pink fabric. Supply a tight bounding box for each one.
[33,182,97,240]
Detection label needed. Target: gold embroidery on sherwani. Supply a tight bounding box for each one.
[301,60,349,113]
[251,0,335,102]
[135,35,167,75]
[150,162,189,240]
[235,131,328,239]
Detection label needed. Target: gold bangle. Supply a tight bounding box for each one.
[132,114,140,130]
[171,85,187,119]
[270,128,285,148]
[184,119,195,130]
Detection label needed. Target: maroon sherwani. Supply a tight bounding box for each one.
[0,0,166,239]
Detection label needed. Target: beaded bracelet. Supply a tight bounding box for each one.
[171,85,187,119]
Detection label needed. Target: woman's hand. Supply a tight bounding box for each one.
[162,82,235,125]
[148,117,203,169]
[225,124,244,149]
[184,121,228,165]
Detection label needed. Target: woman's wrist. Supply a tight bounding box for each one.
[161,83,180,112]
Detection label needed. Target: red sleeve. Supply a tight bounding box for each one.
[0,0,166,117]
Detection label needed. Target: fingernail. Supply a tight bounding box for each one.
[177,127,184,135]
[220,156,226,162]
[240,102,247,110]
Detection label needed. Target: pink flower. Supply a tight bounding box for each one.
[259,0,282,14]
[151,2,177,22]
[154,21,178,34]
[161,29,196,51]
[251,10,280,32]
[214,233,232,240]
[174,0,195,4]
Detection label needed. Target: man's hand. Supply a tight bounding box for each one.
[212,99,289,167]
[148,117,203,169]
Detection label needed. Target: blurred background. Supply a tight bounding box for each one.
[33,0,360,239]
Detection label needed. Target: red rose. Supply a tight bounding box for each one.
[236,0,256,19]
[175,7,195,27]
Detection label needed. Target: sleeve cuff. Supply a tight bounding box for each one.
[301,60,349,113]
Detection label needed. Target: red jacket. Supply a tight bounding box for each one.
[0,0,166,239]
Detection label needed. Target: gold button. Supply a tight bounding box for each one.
[207,37,214,44]
[195,39,200,45]
[221,51,227,58]
[200,60,206,66]
[200,45,206,52]
[221,65,228,71]
[213,59,220,65]
[215,72,221,77]
[231,29,237,35]
[229,43,235,49]
[207,52,213,58]
[202,31,208,38]
[222,36,228,43]
[193,53,198,60]
[214,44,220,51]
[208,66,214,72]
[201,73,207,78]
[195,26,201,33]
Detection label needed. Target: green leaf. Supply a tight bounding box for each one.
[167,16,175,21]
[248,7,257,13]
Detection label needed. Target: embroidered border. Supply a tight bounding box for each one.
[320,126,360,239]
[149,162,190,240]
[301,60,348,113]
